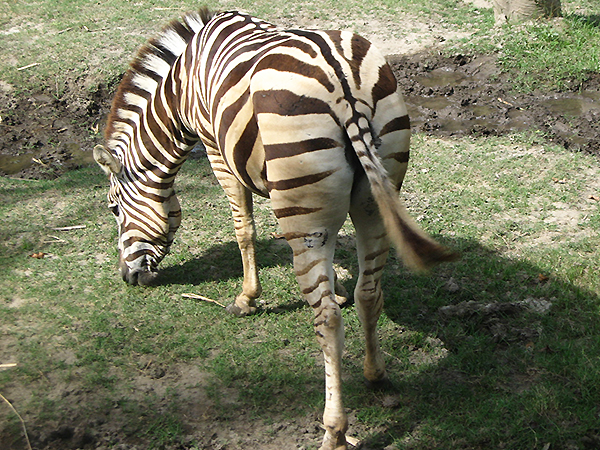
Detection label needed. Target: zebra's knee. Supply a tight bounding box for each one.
[313,300,343,340]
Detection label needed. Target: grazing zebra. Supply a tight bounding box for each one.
[94,8,455,449]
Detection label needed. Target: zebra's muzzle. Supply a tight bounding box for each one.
[120,258,158,286]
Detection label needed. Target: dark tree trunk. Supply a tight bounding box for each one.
[493,0,562,24]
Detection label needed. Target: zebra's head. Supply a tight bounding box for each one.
[94,145,182,286]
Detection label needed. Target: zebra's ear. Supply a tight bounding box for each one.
[93,145,122,175]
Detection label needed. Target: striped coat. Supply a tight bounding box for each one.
[94,9,454,449]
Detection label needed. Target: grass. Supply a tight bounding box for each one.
[496,15,600,92]
[1,132,599,449]
[1,0,600,449]
[1,0,597,93]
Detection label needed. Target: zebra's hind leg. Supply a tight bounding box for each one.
[268,187,351,448]
[350,179,391,385]
[211,164,262,316]
[284,230,348,450]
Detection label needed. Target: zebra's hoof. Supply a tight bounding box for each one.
[226,302,257,317]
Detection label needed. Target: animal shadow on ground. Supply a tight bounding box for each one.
[156,236,313,314]
[154,231,599,449]
[358,236,600,449]
[155,237,289,286]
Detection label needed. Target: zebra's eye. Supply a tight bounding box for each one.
[109,204,119,216]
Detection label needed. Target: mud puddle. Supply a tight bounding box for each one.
[390,53,600,153]
[0,52,599,180]
[0,81,111,179]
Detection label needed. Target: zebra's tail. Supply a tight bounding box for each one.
[346,113,458,271]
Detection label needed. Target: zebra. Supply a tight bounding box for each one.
[94,8,456,450]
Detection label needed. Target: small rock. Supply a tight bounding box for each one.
[444,277,460,293]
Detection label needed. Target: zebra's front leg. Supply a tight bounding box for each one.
[228,186,262,316]
[334,271,349,306]
[213,167,262,316]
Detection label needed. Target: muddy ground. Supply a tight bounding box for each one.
[1,51,599,180]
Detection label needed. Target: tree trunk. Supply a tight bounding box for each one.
[493,0,562,24]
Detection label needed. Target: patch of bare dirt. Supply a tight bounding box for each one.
[0,78,115,179]
[390,52,600,155]
[2,357,392,450]
[1,51,599,180]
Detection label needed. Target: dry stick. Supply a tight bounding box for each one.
[17,63,39,71]
[0,393,33,450]
[181,293,226,308]
[0,363,18,369]
[43,235,67,244]
[52,225,86,231]
[383,350,404,364]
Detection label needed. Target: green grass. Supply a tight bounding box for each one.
[1,0,599,449]
[2,0,597,93]
[496,16,600,91]
[1,133,599,449]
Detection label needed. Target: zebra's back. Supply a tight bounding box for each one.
[181,11,411,199]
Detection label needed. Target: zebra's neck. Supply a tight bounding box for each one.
[104,11,209,183]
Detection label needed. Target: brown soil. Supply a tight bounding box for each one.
[1,52,599,180]
[390,52,600,154]
[0,79,114,180]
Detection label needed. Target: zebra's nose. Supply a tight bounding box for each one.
[120,263,157,286]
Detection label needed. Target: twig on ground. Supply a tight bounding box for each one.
[0,363,18,369]
[43,235,67,244]
[52,225,86,231]
[17,63,39,71]
[0,392,33,450]
[383,350,404,364]
[181,293,225,308]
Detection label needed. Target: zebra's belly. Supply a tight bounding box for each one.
[221,134,270,197]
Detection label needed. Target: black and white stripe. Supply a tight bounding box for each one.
[95,8,454,449]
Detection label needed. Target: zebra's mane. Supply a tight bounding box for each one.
[105,7,215,148]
